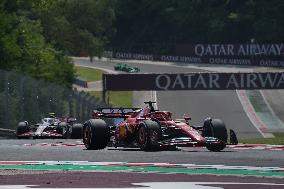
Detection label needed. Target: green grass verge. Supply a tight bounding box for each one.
[75,66,105,82]
[75,66,132,107]
[240,133,284,145]
[88,91,133,107]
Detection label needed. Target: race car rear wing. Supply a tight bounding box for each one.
[92,108,142,118]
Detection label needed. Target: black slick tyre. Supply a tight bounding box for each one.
[83,119,110,150]
[136,120,161,151]
[16,122,30,139]
[57,122,70,139]
[203,118,227,152]
[205,142,226,152]
[71,123,83,139]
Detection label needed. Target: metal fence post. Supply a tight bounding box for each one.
[4,73,11,129]
[19,77,26,121]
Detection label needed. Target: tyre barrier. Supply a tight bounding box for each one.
[73,77,88,88]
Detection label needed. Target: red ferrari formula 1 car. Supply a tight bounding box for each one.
[83,101,237,151]
[16,114,83,139]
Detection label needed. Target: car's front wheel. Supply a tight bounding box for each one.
[203,118,227,152]
[136,120,162,151]
[83,119,110,150]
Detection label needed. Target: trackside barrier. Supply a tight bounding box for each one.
[0,70,109,130]
[0,128,16,138]
[102,71,284,102]
[103,72,284,91]
[112,52,284,68]
[110,46,284,67]
[73,77,88,88]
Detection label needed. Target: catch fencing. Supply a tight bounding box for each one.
[0,70,109,130]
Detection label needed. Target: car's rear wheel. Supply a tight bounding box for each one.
[71,123,83,139]
[203,118,227,152]
[83,119,110,150]
[136,120,161,151]
[16,122,30,139]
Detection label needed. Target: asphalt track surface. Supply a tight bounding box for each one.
[0,139,284,188]
[0,139,284,167]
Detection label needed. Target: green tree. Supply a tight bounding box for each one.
[0,0,75,87]
[33,0,115,60]
[111,0,284,54]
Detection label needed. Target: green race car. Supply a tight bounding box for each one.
[114,63,140,73]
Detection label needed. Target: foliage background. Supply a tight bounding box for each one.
[1,0,283,78]
[111,0,284,54]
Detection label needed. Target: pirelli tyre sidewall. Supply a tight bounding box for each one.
[83,119,110,150]
[136,120,162,151]
[16,122,30,139]
[203,118,227,152]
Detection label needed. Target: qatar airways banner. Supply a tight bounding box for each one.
[103,72,284,91]
[176,44,284,57]
[112,43,284,67]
